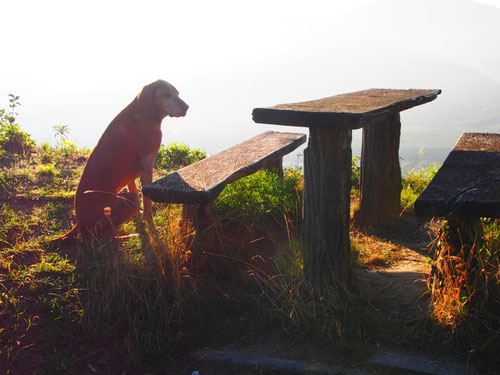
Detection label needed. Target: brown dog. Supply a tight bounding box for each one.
[51,80,189,244]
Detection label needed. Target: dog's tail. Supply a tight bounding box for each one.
[50,224,79,245]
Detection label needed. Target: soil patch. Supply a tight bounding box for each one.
[360,215,439,317]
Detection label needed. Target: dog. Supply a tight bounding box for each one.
[51,80,189,244]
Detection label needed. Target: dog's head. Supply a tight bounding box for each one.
[138,80,189,120]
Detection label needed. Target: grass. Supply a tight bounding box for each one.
[400,163,439,214]
[351,231,404,268]
[215,168,303,228]
[426,217,500,366]
[0,125,498,374]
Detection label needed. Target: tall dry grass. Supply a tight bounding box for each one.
[80,205,202,358]
[428,217,499,367]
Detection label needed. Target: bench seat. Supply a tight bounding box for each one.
[143,131,306,205]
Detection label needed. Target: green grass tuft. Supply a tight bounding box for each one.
[400,163,439,214]
[214,168,303,228]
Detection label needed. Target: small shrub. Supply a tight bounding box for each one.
[40,142,54,163]
[53,125,70,149]
[41,142,51,152]
[483,218,500,252]
[59,140,78,156]
[0,110,35,157]
[401,163,440,213]
[351,155,360,192]
[155,142,206,170]
[214,168,303,227]
[36,164,58,179]
[49,140,89,167]
[0,171,8,197]
[30,253,75,274]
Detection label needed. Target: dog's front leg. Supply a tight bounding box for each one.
[139,153,156,227]
[140,172,154,226]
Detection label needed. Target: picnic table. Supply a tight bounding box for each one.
[253,88,441,287]
[415,132,500,251]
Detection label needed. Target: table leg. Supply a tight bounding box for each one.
[303,127,352,288]
[355,112,402,226]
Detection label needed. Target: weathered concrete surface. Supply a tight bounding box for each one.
[415,133,500,218]
[142,131,306,204]
[252,89,441,129]
[191,349,476,375]
[370,349,476,375]
[191,349,349,374]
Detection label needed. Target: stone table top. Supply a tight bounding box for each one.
[252,88,441,129]
[415,132,500,218]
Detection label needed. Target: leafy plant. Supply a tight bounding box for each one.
[53,125,71,149]
[30,253,75,274]
[351,155,361,192]
[0,97,35,157]
[214,168,303,226]
[36,163,58,179]
[155,142,206,170]
[40,142,53,163]
[400,163,440,213]
[8,94,20,124]
[0,171,8,197]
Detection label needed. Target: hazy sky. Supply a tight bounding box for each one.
[2,0,500,162]
[0,0,373,148]
[478,0,500,5]
[2,0,375,93]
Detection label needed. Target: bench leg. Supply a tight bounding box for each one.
[303,127,352,288]
[183,203,216,253]
[431,216,483,308]
[263,156,284,178]
[444,216,483,257]
[355,113,402,226]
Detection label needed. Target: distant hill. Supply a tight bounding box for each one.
[316,0,500,153]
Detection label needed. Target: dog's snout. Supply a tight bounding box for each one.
[179,99,189,116]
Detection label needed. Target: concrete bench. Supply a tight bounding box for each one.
[415,132,500,250]
[142,131,306,248]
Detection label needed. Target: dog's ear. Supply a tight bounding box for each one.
[137,80,163,111]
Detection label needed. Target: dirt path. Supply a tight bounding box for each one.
[361,215,438,318]
[363,247,431,317]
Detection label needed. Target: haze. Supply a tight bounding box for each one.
[2,0,500,169]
